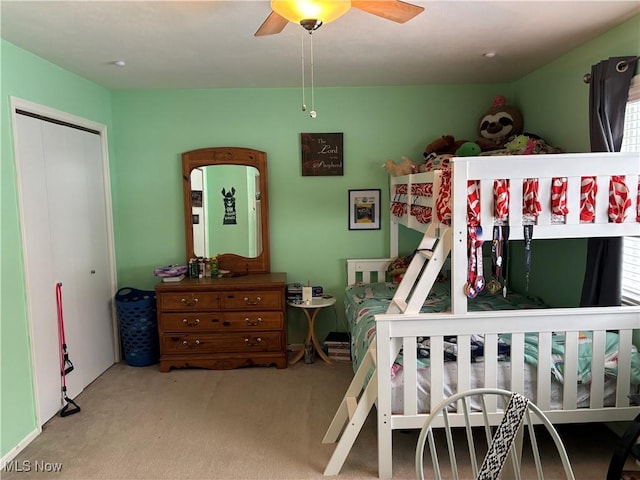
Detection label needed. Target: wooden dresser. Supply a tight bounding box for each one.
[155,273,287,371]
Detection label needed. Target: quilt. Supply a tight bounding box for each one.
[345,281,640,385]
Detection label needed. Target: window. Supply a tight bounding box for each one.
[620,75,640,305]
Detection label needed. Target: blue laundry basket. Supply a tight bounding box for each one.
[115,288,159,367]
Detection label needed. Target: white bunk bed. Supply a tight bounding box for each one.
[323,152,640,478]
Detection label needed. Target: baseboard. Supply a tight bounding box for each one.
[0,427,41,468]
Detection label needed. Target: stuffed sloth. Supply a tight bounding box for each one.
[477,96,524,150]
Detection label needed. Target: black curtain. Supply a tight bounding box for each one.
[580,56,637,307]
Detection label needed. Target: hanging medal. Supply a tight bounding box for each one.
[487,226,503,295]
[475,226,485,292]
[523,224,533,291]
[464,225,485,298]
[501,226,510,297]
[464,226,477,298]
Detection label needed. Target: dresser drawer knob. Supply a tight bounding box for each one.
[181,297,199,307]
[183,318,200,327]
[244,337,263,347]
[244,296,261,305]
[182,339,200,349]
[245,317,263,326]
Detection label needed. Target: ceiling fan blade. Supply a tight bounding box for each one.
[254,11,289,36]
[352,1,425,23]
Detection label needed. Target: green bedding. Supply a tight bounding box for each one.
[345,281,640,386]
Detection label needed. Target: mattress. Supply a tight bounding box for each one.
[389,360,619,414]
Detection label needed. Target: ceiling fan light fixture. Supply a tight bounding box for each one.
[300,19,323,32]
[271,0,351,25]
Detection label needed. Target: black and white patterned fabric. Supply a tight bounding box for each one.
[477,393,529,480]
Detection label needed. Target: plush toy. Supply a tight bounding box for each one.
[504,134,564,155]
[455,141,481,157]
[387,255,412,283]
[420,153,452,172]
[504,135,533,153]
[424,135,468,157]
[424,135,456,156]
[383,156,416,176]
[477,96,524,150]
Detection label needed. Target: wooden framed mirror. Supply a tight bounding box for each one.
[182,147,270,274]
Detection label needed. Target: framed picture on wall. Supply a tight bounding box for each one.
[348,189,381,230]
[301,132,344,176]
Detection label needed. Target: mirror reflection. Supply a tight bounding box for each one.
[190,165,262,259]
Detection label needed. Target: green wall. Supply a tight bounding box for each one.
[508,15,640,306]
[1,40,114,459]
[2,14,638,460]
[109,84,509,337]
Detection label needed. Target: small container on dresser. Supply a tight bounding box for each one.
[155,273,287,371]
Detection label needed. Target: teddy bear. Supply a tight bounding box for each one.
[477,95,524,151]
[383,156,416,176]
[423,135,470,157]
[387,255,412,283]
[420,153,452,172]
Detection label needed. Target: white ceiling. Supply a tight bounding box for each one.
[1,1,639,90]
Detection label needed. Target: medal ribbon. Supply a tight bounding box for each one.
[492,226,503,280]
[551,177,569,215]
[580,176,597,222]
[465,181,484,298]
[523,178,542,217]
[493,179,509,222]
[608,175,630,223]
[523,224,533,291]
[436,170,452,225]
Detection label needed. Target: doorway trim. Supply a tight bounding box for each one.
[9,96,120,428]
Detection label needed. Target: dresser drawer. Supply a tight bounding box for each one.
[221,290,283,310]
[159,311,284,332]
[158,292,220,311]
[159,312,223,332]
[162,332,282,353]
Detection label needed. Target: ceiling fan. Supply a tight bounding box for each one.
[255,0,425,36]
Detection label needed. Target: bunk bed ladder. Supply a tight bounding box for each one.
[323,344,378,475]
[388,224,451,314]
[323,224,451,476]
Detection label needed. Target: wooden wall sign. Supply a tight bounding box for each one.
[301,132,343,176]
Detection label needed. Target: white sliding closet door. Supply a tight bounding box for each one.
[14,110,115,424]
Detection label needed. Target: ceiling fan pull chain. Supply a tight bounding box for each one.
[301,29,306,112]
[309,32,317,118]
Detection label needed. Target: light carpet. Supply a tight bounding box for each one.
[2,360,630,479]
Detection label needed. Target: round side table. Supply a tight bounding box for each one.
[288,296,336,364]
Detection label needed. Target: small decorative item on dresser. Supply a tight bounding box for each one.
[153,264,188,282]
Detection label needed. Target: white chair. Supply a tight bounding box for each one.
[415,388,575,480]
